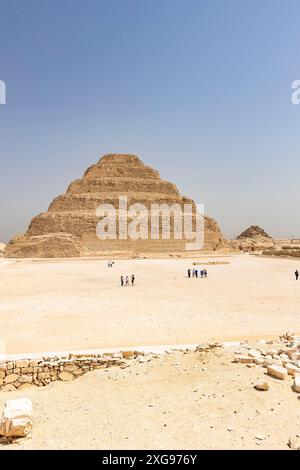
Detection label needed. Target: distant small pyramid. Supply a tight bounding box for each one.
[237,225,273,241]
[5,154,229,258]
[235,225,275,251]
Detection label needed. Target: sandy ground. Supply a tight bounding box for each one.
[0,346,299,450]
[0,255,299,354]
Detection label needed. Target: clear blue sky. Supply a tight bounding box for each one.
[1,0,300,242]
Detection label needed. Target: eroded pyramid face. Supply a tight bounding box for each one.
[5,154,228,258]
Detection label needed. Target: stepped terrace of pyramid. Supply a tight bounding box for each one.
[5,154,229,258]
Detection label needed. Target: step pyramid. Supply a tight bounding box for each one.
[5,154,228,257]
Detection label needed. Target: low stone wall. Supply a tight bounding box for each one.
[0,350,143,392]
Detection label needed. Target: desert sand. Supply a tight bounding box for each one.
[1,345,300,450]
[0,254,299,355]
[0,254,300,450]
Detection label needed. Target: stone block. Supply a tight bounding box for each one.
[233,355,255,364]
[19,375,33,384]
[285,364,300,376]
[293,374,300,393]
[254,380,269,391]
[16,360,29,369]
[58,372,74,382]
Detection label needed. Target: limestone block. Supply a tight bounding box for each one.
[233,355,255,364]
[4,373,20,384]
[19,375,33,384]
[58,372,74,381]
[0,398,32,437]
[248,350,261,358]
[29,360,39,368]
[285,364,300,376]
[255,358,264,365]
[293,374,300,393]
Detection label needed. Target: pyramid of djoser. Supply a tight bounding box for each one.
[5,154,229,258]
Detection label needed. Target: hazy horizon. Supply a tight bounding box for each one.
[1,0,300,243]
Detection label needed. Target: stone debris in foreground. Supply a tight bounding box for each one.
[288,436,300,450]
[0,398,32,437]
[195,342,223,353]
[293,374,300,393]
[286,364,300,376]
[5,153,229,258]
[233,355,255,364]
[254,380,269,391]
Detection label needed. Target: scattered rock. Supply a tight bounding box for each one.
[254,380,269,391]
[255,434,266,440]
[15,360,29,369]
[288,436,300,450]
[0,398,33,438]
[248,350,261,358]
[255,358,265,366]
[286,364,300,376]
[267,365,287,380]
[58,372,74,382]
[195,344,210,353]
[233,355,255,364]
[122,351,135,359]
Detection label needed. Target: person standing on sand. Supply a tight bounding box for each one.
[188,268,191,278]
[125,275,129,286]
[195,269,198,278]
[120,275,124,287]
[204,269,207,278]
[295,270,299,280]
[131,274,135,286]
